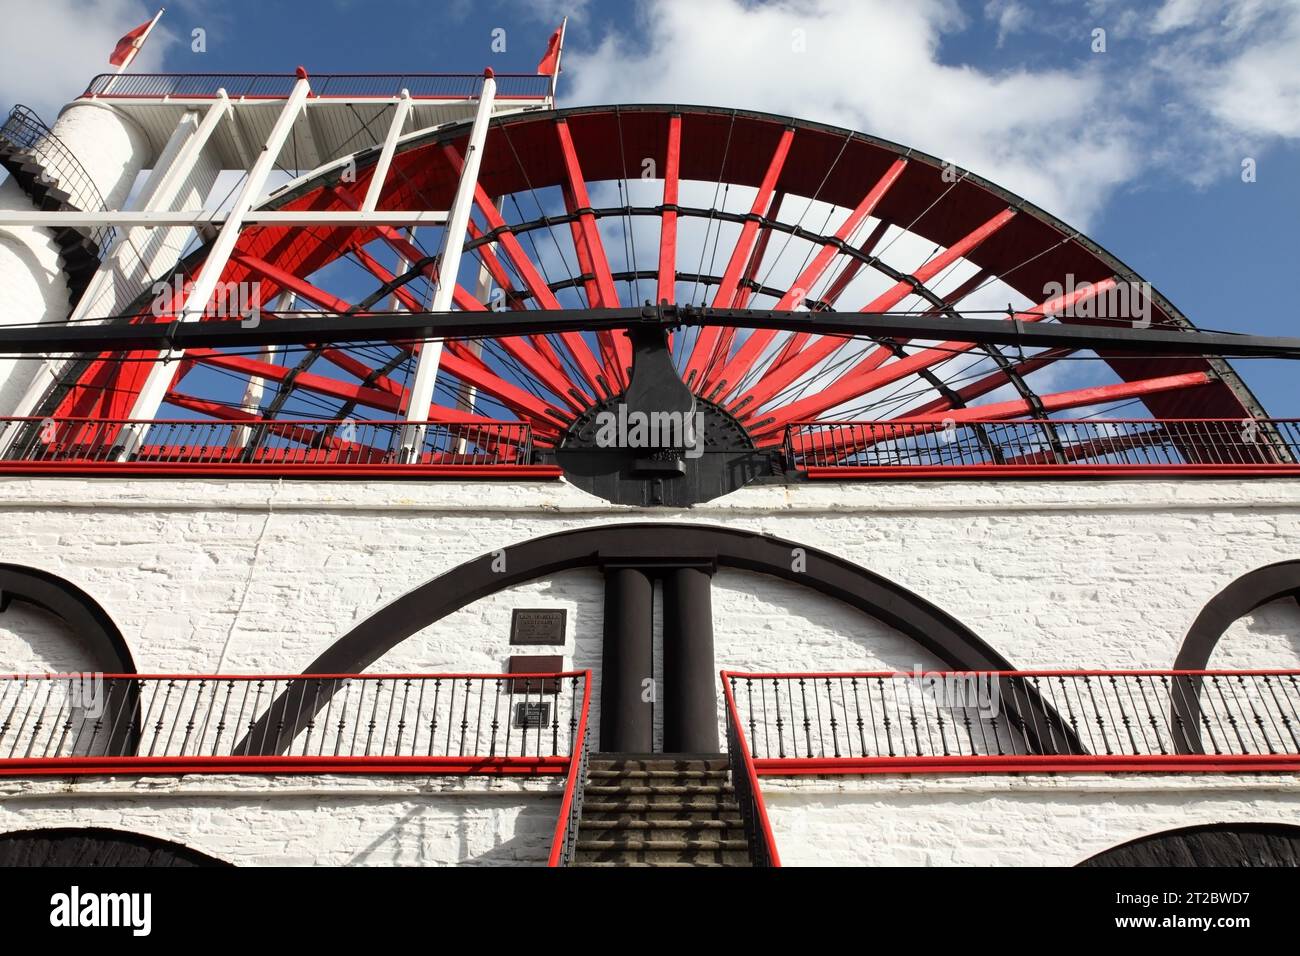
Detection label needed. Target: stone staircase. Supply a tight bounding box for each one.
[573,755,752,867]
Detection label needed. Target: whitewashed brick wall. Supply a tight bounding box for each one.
[761,773,1300,866]
[0,775,560,866]
[0,474,1296,863]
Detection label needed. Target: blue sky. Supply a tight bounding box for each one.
[2,0,1298,415]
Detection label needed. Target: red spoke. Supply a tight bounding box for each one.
[330,185,485,312]
[657,114,681,307]
[555,118,629,387]
[861,207,1017,315]
[348,231,587,411]
[905,347,1075,417]
[731,192,782,311]
[818,218,892,308]
[348,243,428,313]
[685,128,794,390]
[778,158,908,312]
[437,345,568,432]
[700,190,785,395]
[784,268,992,386]
[233,254,354,314]
[930,371,1214,422]
[712,128,794,309]
[705,161,904,399]
[363,225,485,312]
[555,120,622,309]
[748,277,1120,432]
[750,219,897,383]
[781,371,1214,458]
[442,143,608,396]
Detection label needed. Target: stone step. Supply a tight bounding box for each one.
[585,783,733,796]
[588,768,729,780]
[580,818,743,832]
[589,755,728,772]
[578,836,749,850]
[581,830,747,846]
[582,810,744,825]
[575,859,747,868]
[582,796,738,812]
[574,847,751,866]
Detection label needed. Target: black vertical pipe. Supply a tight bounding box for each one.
[663,566,718,753]
[600,566,654,752]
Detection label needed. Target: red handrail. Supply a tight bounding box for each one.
[548,669,593,867]
[720,670,781,867]
[720,669,1300,777]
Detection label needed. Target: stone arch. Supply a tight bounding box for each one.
[0,564,135,674]
[0,826,229,866]
[1175,561,1300,670]
[0,564,138,755]
[1079,822,1300,867]
[240,523,1082,755]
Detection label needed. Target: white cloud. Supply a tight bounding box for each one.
[984,0,1030,46]
[560,0,1300,228]
[563,0,1137,229]
[0,0,176,119]
[1147,0,1300,142]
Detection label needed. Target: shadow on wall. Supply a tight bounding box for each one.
[1176,561,1300,670]
[345,792,560,867]
[0,564,135,674]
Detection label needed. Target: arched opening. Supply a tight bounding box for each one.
[0,827,230,867]
[1079,822,1300,867]
[0,565,138,757]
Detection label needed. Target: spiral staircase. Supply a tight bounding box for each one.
[0,104,114,310]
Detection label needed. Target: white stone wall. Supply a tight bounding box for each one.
[0,476,1294,676]
[0,474,1296,864]
[760,773,1300,866]
[0,775,560,866]
[1214,598,1300,668]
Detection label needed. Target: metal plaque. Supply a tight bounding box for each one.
[510,608,567,646]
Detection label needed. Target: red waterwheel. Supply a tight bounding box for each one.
[34,105,1269,500]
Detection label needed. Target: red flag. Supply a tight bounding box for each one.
[536,24,563,76]
[109,17,154,67]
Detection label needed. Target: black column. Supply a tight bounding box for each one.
[600,566,654,752]
[663,566,718,753]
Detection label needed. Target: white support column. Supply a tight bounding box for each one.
[228,292,292,451]
[400,70,496,461]
[362,90,412,213]
[3,96,232,435]
[119,72,313,454]
[70,95,230,323]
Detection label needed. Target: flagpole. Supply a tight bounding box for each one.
[549,16,568,104]
[114,7,165,75]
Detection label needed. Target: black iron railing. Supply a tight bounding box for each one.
[0,105,115,253]
[723,671,1300,772]
[721,671,781,866]
[0,417,538,472]
[0,672,588,772]
[786,419,1300,473]
[547,674,593,867]
[82,73,552,100]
